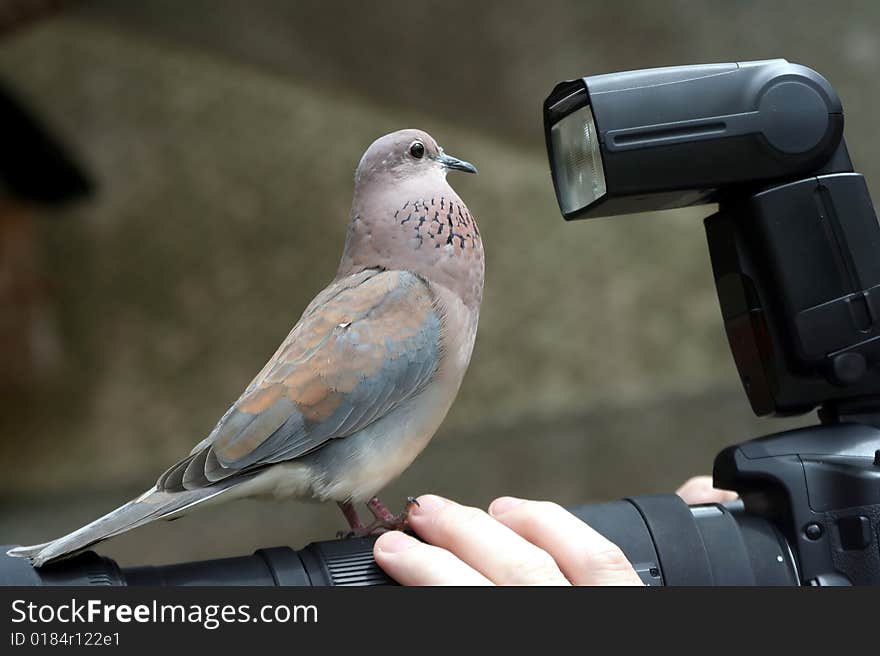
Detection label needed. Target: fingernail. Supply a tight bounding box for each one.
[376,531,418,554]
[489,496,525,516]
[409,494,447,518]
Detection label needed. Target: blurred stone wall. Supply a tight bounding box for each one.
[1,0,875,564]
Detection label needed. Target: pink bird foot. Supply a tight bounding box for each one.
[336,497,419,538]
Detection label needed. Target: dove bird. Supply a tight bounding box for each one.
[9,129,483,567]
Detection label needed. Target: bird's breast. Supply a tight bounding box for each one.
[339,185,484,310]
[244,286,478,504]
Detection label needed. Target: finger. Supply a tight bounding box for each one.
[489,497,643,586]
[373,531,492,586]
[675,476,738,505]
[406,494,570,585]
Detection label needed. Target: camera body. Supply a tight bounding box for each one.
[713,422,880,585]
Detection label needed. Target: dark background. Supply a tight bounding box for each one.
[1,0,875,565]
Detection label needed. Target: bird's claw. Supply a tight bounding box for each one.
[338,496,420,537]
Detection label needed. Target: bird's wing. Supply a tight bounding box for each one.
[157,268,445,491]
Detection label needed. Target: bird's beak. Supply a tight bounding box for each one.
[437,152,478,174]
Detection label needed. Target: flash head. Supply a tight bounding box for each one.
[544,59,880,419]
[544,59,847,219]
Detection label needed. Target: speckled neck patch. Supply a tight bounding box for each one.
[394,196,480,251]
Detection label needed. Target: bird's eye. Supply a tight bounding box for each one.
[409,141,425,159]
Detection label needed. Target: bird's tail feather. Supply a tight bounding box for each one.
[7,484,235,567]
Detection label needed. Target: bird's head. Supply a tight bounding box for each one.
[354,129,477,190]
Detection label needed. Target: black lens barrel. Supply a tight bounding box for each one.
[1,495,797,586]
[570,494,798,585]
[0,537,394,587]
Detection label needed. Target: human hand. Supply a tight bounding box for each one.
[373,494,643,586]
[675,475,738,505]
